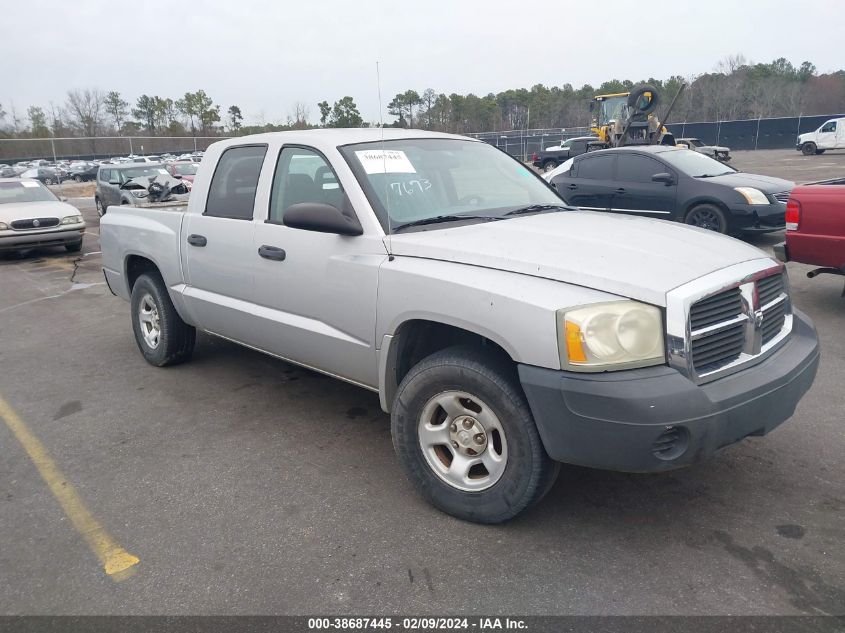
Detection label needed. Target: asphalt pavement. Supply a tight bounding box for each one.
[0,152,843,615]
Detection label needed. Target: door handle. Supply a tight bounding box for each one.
[258,245,286,261]
[187,234,207,247]
[567,184,577,190]
[615,188,626,194]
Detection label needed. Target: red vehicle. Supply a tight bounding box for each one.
[775,178,845,290]
[166,161,199,187]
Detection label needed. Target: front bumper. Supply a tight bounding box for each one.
[0,227,84,252]
[518,310,819,473]
[731,202,786,233]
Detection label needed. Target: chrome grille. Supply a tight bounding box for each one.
[10,217,60,230]
[686,271,791,376]
[772,191,790,204]
[758,273,784,307]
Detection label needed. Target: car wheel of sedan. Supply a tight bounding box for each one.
[801,142,817,156]
[391,345,559,523]
[685,204,728,234]
[74,175,82,183]
[130,273,196,367]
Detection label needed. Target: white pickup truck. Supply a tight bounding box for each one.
[101,129,819,523]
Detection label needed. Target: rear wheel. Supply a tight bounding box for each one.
[130,273,196,367]
[391,346,559,523]
[685,203,728,234]
[542,160,558,172]
[95,197,105,216]
[802,142,817,156]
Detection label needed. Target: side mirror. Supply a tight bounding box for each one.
[283,202,363,236]
[652,172,675,186]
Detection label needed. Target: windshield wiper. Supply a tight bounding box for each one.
[504,203,570,216]
[392,214,502,233]
[695,172,733,178]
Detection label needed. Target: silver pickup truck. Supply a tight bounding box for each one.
[101,129,819,523]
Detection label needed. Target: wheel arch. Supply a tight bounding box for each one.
[378,318,518,413]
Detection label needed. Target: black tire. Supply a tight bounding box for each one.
[130,272,196,367]
[542,160,558,172]
[627,84,659,115]
[685,203,729,234]
[802,142,817,156]
[65,240,82,252]
[95,197,106,216]
[74,175,83,183]
[391,346,559,523]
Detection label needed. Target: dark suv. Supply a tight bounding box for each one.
[550,146,792,234]
[531,136,598,172]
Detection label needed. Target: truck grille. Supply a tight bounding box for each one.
[772,191,790,204]
[688,272,790,375]
[10,217,60,230]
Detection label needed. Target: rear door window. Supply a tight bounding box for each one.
[205,145,267,219]
[575,154,615,180]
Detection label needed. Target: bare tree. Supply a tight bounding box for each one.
[65,89,105,152]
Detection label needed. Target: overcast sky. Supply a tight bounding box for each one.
[3,0,844,126]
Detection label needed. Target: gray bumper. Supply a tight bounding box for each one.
[0,227,84,251]
[518,310,819,473]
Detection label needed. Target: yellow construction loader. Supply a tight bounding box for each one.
[589,84,684,148]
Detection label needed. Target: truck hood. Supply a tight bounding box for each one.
[704,172,794,193]
[387,211,771,306]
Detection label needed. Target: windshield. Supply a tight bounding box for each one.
[660,149,736,177]
[689,139,704,147]
[341,139,563,232]
[0,181,57,204]
[597,96,626,126]
[170,163,198,175]
[119,165,170,180]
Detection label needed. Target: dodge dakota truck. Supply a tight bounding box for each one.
[101,129,820,523]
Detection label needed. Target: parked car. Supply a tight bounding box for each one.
[19,167,63,185]
[130,155,162,164]
[100,129,818,523]
[13,162,31,175]
[797,117,845,155]
[0,165,16,178]
[550,146,792,234]
[0,178,85,253]
[676,137,731,162]
[531,136,598,172]
[95,163,190,215]
[774,179,845,287]
[166,161,199,184]
[69,163,99,182]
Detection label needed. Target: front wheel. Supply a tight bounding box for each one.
[95,197,105,216]
[391,346,558,523]
[685,203,728,234]
[130,273,196,367]
[802,142,817,156]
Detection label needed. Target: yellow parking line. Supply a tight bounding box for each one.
[0,395,139,581]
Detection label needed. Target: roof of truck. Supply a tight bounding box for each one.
[211,128,472,149]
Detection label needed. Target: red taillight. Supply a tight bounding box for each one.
[532,152,539,161]
[785,198,801,231]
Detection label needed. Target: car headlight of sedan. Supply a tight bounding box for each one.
[61,215,84,224]
[734,187,770,205]
[557,301,665,371]
[131,189,149,198]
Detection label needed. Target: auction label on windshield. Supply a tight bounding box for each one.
[355,149,416,174]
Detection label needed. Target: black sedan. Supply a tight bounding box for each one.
[68,164,99,182]
[549,146,792,234]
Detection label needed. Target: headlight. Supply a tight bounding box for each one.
[735,187,769,205]
[0,222,8,230]
[61,215,84,224]
[557,301,665,371]
[132,190,149,198]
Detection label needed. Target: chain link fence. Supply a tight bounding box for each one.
[0,136,230,163]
